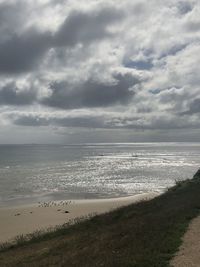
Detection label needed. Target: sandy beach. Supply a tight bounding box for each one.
[0,192,158,244]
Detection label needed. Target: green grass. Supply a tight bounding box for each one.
[0,169,200,267]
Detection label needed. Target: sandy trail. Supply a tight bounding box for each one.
[171,215,200,267]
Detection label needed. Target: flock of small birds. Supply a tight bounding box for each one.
[14,211,33,216]
[13,200,73,216]
[37,200,73,208]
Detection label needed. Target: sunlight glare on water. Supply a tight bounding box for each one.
[0,143,199,206]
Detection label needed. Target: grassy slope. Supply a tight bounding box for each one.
[0,170,200,267]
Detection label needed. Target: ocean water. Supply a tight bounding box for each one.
[0,143,199,207]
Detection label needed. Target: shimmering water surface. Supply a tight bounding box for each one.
[0,143,199,206]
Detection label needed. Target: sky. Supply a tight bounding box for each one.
[0,0,200,144]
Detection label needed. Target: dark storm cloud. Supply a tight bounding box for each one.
[0,5,123,74]
[0,1,49,74]
[0,29,52,74]
[0,82,36,106]
[54,7,123,47]
[42,72,140,109]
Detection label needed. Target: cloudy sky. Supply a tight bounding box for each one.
[0,0,200,143]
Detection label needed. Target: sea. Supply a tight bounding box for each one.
[0,142,199,207]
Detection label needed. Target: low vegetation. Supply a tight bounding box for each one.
[0,169,200,267]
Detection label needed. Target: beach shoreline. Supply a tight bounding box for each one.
[0,192,159,244]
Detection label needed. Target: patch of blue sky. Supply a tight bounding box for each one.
[124,60,153,70]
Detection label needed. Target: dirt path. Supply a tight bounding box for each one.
[171,216,200,267]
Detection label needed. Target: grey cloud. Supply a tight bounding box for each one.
[0,5,123,74]
[11,111,200,131]
[158,87,185,103]
[0,1,26,39]
[54,7,123,47]
[149,115,200,130]
[156,44,189,61]
[0,82,36,106]
[181,98,200,115]
[12,114,106,128]
[137,106,153,113]
[0,2,52,74]
[164,44,188,57]
[9,113,147,130]
[110,115,200,130]
[13,115,49,127]
[42,72,140,109]
[155,87,197,114]
[0,29,52,74]
[177,1,193,15]
[185,21,200,32]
